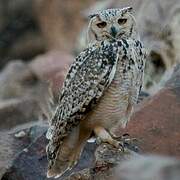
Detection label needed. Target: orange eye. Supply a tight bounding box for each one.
[96,21,107,28]
[118,18,127,25]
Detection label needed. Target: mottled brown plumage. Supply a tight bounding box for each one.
[46,7,146,178]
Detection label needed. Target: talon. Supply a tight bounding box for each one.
[113,140,125,151]
[95,137,102,145]
[123,137,138,145]
[122,133,130,138]
[121,136,140,152]
[118,141,125,152]
[109,132,122,140]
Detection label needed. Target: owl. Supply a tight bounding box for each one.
[46,7,146,178]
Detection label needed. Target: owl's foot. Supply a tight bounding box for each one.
[121,133,138,144]
[118,133,139,152]
[94,126,125,151]
[110,133,137,144]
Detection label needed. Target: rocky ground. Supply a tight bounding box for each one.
[0,0,180,180]
[1,63,180,180]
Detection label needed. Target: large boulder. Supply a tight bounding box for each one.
[123,64,180,157]
[2,125,179,180]
[0,60,50,129]
[29,50,74,94]
[1,125,95,180]
[0,98,40,130]
[114,155,180,180]
[1,125,137,180]
[0,125,47,179]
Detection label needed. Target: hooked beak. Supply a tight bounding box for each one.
[110,26,117,38]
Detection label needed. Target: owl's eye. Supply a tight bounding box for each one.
[118,18,127,25]
[96,21,107,28]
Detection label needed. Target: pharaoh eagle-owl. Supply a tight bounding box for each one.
[46,7,146,178]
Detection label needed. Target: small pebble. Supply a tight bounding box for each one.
[14,130,26,138]
[23,148,28,152]
[87,137,96,143]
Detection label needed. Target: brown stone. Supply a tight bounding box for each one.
[123,64,180,157]
[0,60,50,125]
[0,97,40,130]
[0,60,34,99]
[29,50,74,94]
[115,155,180,180]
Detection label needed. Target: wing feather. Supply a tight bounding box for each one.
[46,40,123,160]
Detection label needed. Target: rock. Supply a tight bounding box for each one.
[65,169,90,180]
[0,98,40,130]
[0,0,45,67]
[29,50,74,94]
[67,151,180,180]
[123,64,180,157]
[87,144,138,180]
[0,60,49,100]
[115,155,180,180]
[14,130,26,138]
[0,132,27,179]
[0,60,34,99]
[1,124,139,180]
[136,0,180,91]
[2,61,180,179]
[0,124,47,179]
[1,128,95,180]
[165,64,180,88]
[0,60,51,129]
[0,60,53,125]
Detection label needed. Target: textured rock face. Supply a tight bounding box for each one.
[1,125,138,180]
[0,98,40,129]
[0,125,47,179]
[1,126,95,180]
[2,126,179,180]
[0,60,35,99]
[0,60,51,127]
[1,62,180,179]
[115,156,180,180]
[124,64,180,157]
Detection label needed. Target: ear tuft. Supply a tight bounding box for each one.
[88,13,98,19]
[122,7,133,14]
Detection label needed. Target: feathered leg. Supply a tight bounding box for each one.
[68,124,92,169]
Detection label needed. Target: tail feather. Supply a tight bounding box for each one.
[46,126,80,178]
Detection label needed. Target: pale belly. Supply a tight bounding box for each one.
[85,80,133,132]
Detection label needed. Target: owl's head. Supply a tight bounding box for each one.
[87,7,137,44]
